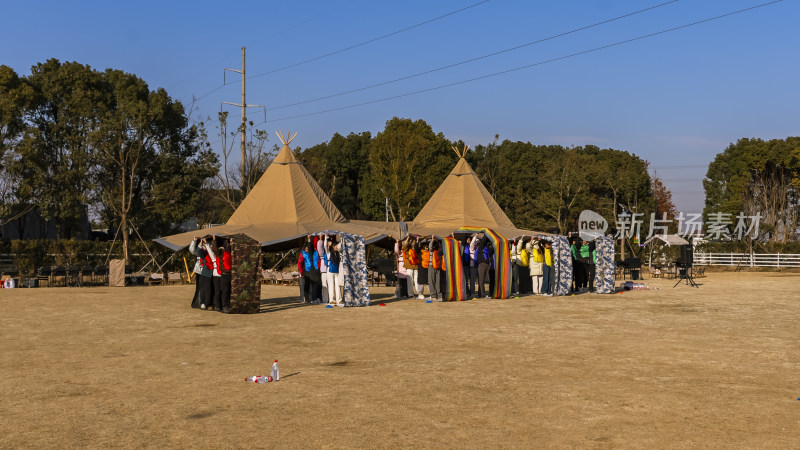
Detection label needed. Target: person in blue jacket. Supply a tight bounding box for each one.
[301,241,322,303]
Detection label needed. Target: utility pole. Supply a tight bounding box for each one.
[223,46,265,189]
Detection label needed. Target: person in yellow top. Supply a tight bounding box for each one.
[541,240,554,296]
[526,238,544,294]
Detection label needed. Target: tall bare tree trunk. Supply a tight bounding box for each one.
[121,146,129,265]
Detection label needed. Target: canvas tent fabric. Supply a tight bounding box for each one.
[154,135,401,251]
[109,259,125,287]
[593,236,616,294]
[642,234,689,247]
[406,157,551,240]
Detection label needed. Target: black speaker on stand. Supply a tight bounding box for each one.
[674,244,699,288]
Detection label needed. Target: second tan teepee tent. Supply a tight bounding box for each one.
[406,145,550,238]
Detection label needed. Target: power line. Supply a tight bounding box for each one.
[258,0,783,125]
[190,1,358,100]
[191,0,489,103]
[267,0,679,112]
[652,165,708,169]
[246,0,490,80]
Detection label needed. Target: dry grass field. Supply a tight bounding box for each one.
[1,272,798,448]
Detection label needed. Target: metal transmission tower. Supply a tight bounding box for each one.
[223,46,265,186]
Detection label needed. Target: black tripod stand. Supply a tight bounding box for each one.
[673,263,699,288]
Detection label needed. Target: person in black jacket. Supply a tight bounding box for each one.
[463,236,476,298]
[475,234,491,298]
[585,239,596,292]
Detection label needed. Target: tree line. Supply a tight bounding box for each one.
[0,60,218,262]
[704,137,800,244]
[298,117,668,259]
[3,60,675,262]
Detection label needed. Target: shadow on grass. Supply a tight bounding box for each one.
[257,291,417,312]
[259,296,317,313]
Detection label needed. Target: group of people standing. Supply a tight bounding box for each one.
[510,237,554,297]
[463,233,496,298]
[393,236,446,300]
[189,236,232,313]
[297,234,345,306]
[570,234,596,293]
[392,233,557,300]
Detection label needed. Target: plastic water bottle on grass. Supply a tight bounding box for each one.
[245,375,273,383]
[270,360,279,381]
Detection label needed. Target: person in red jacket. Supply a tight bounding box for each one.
[212,237,232,313]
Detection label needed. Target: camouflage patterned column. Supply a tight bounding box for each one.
[229,234,262,314]
[593,236,616,294]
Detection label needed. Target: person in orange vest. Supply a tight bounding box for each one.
[418,238,431,299]
[402,236,422,299]
[429,239,443,301]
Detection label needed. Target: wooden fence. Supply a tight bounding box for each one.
[694,252,800,268]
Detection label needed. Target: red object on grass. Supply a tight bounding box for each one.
[379,303,386,306]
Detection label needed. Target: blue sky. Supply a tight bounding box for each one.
[2,0,797,214]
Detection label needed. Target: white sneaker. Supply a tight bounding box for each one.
[416,295,425,300]
[200,304,206,310]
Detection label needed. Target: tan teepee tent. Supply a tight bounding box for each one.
[406,145,549,238]
[155,131,400,251]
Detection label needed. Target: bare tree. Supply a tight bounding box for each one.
[212,111,273,212]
